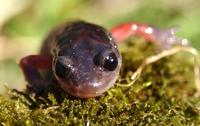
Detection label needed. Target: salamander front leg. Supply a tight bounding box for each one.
[19,55,52,95]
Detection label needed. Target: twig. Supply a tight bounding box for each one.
[117,46,200,97]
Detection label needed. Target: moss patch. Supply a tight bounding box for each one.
[0,39,200,125]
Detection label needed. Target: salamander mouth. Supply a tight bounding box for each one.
[56,68,121,98]
[59,83,106,98]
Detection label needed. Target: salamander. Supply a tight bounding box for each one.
[20,21,187,98]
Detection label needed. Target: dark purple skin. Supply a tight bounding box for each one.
[40,21,122,98]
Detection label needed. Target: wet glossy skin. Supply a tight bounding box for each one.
[41,21,122,98]
[20,20,184,98]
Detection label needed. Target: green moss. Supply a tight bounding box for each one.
[0,39,200,125]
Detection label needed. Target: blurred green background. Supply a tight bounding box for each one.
[0,0,200,94]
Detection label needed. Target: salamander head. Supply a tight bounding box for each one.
[52,21,122,98]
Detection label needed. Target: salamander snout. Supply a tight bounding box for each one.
[52,49,121,98]
[50,21,122,98]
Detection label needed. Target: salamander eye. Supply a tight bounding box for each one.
[55,61,71,79]
[103,53,118,71]
[94,52,118,71]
